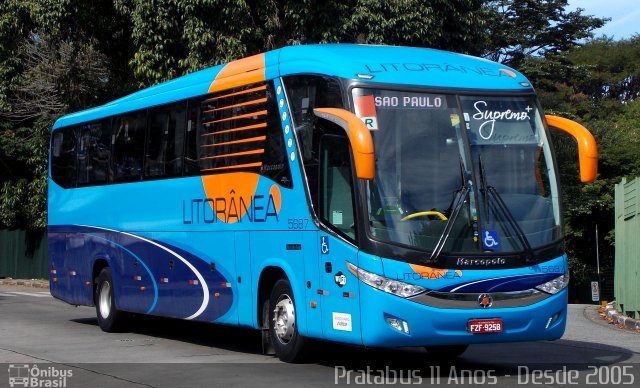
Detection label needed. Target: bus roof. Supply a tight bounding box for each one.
[53,44,531,129]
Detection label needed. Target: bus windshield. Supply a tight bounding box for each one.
[352,88,561,257]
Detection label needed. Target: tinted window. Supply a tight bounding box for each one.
[51,127,77,188]
[184,99,201,176]
[77,120,112,186]
[146,102,186,178]
[282,76,344,207]
[113,110,146,182]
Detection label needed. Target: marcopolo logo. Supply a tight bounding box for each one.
[8,364,73,387]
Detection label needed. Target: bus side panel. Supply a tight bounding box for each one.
[250,230,307,333]
[234,231,254,327]
[317,234,362,345]
[122,230,235,322]
[49,228,115,307]
[303,230,323,338]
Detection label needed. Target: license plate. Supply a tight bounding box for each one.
[468,318,503,334]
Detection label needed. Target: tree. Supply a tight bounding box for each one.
[0,0,132,230]
[121,0,488,85]
[483,0,606,66]
[521,37,640,294]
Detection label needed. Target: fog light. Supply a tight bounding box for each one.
[384,314,410,334]
[545,312,561,329]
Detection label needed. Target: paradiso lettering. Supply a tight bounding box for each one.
[183,190,279,224]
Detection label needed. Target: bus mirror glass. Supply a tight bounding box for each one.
[545,115,598,183]
[313,108,375,180]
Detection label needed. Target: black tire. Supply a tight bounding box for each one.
[95,267,127,332]
[424,344,469,359]
[268,278,307,362]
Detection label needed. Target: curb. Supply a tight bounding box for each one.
[600,301,640,333]
[0,278,49,289]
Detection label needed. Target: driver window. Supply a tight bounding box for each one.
[320,135,356,240]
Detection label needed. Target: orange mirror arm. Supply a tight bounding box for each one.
[313,108,375,180]
[545,115,598,183]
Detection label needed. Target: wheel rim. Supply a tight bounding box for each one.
[99,280,111,319]
[272,294,295,344]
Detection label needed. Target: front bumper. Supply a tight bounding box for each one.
[358,284,567,348]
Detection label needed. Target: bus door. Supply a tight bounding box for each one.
[316,134,362,345]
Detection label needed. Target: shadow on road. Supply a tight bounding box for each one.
[71,313,636,375]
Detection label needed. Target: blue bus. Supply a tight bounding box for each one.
[48,44,597,362]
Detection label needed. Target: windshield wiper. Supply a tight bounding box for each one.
[478,155,534,260]
[428,159,469,262]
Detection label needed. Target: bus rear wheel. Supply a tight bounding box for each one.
[268,278,307,362]
[424,344,469,359]
[95,267,127,332]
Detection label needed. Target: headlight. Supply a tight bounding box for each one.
[535,273,569,294]
[346,262,426,298]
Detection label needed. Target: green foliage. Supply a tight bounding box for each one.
[122,0,488,85]
[523,37,640,284]
[0,115,51,229]
[483,0,606,66]
[0,0,36,112]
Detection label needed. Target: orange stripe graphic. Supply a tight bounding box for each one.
[200,149,264,160]
[203,110,267,126]
[208,53,266,93]
[204,97,267,114]
[201,136,266,148]
[204,85,267,102]
[201,162,263,172]
[201,122,267,137]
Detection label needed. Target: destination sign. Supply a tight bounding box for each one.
[371,91,448,110]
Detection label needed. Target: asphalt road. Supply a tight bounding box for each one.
[1,284,639,387]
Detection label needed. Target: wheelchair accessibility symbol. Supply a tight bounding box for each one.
[320,236,330,254]
[482,230,500,250]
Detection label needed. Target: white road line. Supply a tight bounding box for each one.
[6,292,52,298]
[0,293,18,297]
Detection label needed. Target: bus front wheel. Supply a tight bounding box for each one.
[268,278,307,362]
[95,267,127,332]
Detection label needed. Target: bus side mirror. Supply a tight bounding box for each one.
[313,108,375,180]
[545,115,598,183]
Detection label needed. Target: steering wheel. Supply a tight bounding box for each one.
[401,211,448,221]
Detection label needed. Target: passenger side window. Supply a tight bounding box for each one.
[77,120,112,186]
[282,75,344,206]
[51,127,77,188]
[146,102,186,178]
[113,110,146,182]
[184,99,201,176]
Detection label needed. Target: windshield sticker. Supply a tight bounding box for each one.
[463,99,538,144]
[482,230,500,250]
[354,95,379,130]
[472,100,531,140]
[450,113,461,127]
